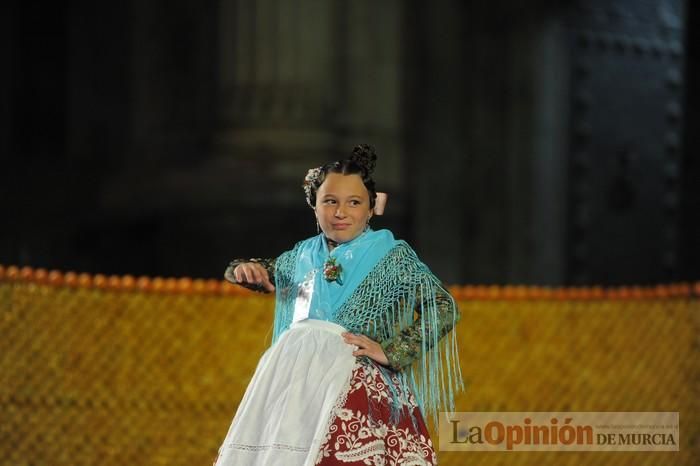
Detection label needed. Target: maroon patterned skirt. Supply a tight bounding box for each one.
[315,358,437,465]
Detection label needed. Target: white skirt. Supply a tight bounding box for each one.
[214,319,357,466]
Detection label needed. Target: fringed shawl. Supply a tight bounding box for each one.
[272,230,463,426]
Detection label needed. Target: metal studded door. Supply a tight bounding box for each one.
[565,0,686,284]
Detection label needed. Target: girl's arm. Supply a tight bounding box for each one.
[224,258,277,293]
[380,285,460,371]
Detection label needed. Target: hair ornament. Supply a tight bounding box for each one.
[373,192,388,215]
[303,166,323,207]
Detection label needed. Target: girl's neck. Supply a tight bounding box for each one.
[325,237,339,252]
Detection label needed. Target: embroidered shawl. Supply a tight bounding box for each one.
[273,229,464,426]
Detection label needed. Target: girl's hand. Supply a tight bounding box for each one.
[233,263,275,292]
[341,332,389,366]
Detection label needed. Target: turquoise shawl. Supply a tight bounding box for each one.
[273,229,463,426]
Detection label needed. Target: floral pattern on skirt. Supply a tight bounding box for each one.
[315,359,437,465]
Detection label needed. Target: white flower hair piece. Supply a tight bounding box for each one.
[303,166,323,207]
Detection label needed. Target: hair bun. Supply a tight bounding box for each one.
[350,144,377,175]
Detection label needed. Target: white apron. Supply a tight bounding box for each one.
[214,319,356,466]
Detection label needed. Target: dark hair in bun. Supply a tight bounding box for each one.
[349,144,377,175]
[303,144,378,209]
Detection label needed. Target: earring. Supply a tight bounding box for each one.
[316,219,321,234]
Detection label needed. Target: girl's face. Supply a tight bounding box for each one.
[315,173,373,245]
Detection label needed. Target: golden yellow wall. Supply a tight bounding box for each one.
[1,266,698,466]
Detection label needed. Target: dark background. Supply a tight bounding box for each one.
[1,0,697,286]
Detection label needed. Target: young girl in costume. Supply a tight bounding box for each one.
[214,144,463,465]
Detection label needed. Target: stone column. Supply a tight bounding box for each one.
[216,0,338,177]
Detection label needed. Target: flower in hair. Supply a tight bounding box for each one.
[303,166,323,207]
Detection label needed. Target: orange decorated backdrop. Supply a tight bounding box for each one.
[1,265,699,466]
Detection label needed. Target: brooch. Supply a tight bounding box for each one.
[323,257,343,284]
